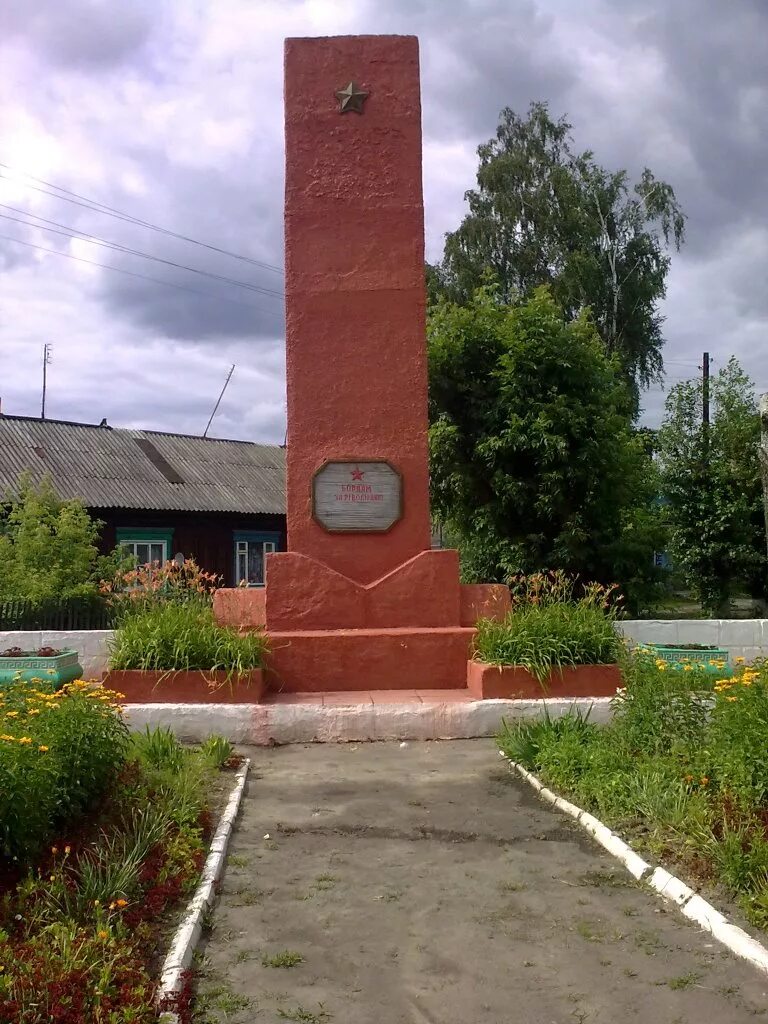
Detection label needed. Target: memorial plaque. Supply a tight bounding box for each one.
[312,461,402,532]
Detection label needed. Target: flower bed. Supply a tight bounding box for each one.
[468,661,621,699]
[471,572,622,695]
[0,677,236,1023]
[104,668,266,703]
[106,590,268,697]
[497,649,768,930]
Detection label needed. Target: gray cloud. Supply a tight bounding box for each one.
[1,0,766,443]
[1,0,161,69]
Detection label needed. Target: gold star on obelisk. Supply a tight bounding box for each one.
[335,81,368,114]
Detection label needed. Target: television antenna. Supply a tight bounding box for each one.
[203,364,235,438]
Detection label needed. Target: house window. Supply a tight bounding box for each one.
[115,528,175,568]
[234,532,279,587]
[121,539,167,566]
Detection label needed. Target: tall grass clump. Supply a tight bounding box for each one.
[103,555,267,678]
[108,601,268,675]
[474,571,622,681]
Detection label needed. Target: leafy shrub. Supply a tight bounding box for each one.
[108,601,268,675]
[0,679,129,864]
[612,648,711,755]
[708,662,768,806]
[0,473,127,604]
[475,574,621,681]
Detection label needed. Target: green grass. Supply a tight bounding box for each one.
[497,649,768,929]
[108,601,268,676]
[277,1006,331,1023]
[474,604,621,682]
[262,950,305,968]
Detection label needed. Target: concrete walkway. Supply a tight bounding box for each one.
[194,741,768,1023]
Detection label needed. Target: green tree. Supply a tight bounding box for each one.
[0,475,121,604]
[432,102,685,406]
[658,358,766,614]
[428,285,665,609]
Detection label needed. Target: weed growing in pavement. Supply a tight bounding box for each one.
[263,950,305,968]
[277,1006,331,1023]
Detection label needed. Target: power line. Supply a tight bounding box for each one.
[0,207,285,299]
[0,232,284,320]
[0,163,284,275]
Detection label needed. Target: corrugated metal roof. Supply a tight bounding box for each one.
[0,416,286,514]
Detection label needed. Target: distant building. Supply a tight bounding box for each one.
[0,415,286,587]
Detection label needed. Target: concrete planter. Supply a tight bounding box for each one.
[0,648,82,688]
[103,669,266,704]
[467,661,622,700]
[642,644,729,673]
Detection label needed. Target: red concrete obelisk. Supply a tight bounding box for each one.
[283,34,431,584]
[215,35,509,692]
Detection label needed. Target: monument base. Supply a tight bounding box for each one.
[265,626,475,693]
[214,548,510,694]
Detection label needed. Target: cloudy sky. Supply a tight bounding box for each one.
[1,0,766,442]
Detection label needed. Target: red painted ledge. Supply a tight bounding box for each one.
[103,669,266,704]
[467,661,622,700]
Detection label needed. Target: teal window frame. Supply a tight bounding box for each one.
[233,531,280,588]
[116,527,175,566]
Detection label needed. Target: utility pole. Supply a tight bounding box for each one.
[203,364,235,438]
[702,351,710,428]
[760,394,768,560]
[41,343,52,419]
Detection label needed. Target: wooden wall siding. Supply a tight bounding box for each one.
[97,510,286,586]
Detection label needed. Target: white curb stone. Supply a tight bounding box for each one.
[156,759,250,1023]
[682,893,727,932]
[122,697,615,744]
[648,866,696,908]
[504,755,768,976]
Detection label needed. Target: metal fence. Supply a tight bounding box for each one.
[0,597,114,631]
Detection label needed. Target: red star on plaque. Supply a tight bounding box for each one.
[350,466,365,481]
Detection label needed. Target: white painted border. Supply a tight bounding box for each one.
[123,697,614,745]
[503,754,768,976]
[156,758,251,1023]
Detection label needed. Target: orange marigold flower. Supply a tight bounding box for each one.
[17,737,32,745]
[51,846,58,854]
[115,898,127,908]
[700,776,709,786]
[98,930,108,940]
[38,745,49,752]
